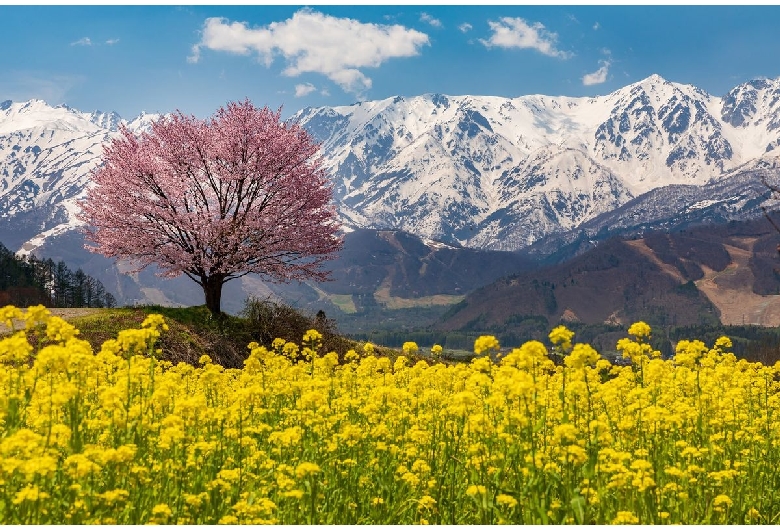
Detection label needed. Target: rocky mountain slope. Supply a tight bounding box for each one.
[0,99,157,254]
[523,161,777,262]
[295,75,780,250]
[2,75,780,309]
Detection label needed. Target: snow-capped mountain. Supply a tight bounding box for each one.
[294,74,780,250]
[523,161,778,261]
[2,74,780,311]
[0,99,158,254]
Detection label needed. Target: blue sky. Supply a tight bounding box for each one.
[1,5,780,119]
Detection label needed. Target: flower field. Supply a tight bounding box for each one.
[1,305,780,524]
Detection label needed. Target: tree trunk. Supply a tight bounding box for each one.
[203,275,226,315]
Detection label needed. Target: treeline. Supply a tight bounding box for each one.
[349,329,486,352]
[350,322,625,354]
[351,317,780,366]
[668,324,780,365]
[0,242,116,308]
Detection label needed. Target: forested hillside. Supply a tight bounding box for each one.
[0,242,115,308]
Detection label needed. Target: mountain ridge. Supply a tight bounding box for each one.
[2,74,780,309]
[293,74,780,250]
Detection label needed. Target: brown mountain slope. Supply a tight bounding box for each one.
[438,218,780,333]
[694,240,780,325]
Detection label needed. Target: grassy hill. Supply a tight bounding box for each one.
[5,301,442,368]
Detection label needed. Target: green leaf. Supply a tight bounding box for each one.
[570,495,586,524]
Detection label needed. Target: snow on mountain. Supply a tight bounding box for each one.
[523,159,778,260]
[0,100,159,254]
[87,110,123,131]
[2,74,780,263]
[295,74,780,250]
[469,146,633,249]
[589,74,733,190]
[719,77,780,160]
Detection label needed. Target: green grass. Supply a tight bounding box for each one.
[68,306,251,367]
[326,294,357,314]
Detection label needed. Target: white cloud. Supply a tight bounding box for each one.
[420,13,442,28]
[459,22,473,33]
[294,82,317,98]
[189,9,429,95]
[479,17,571,59]
[582,60,610,86]
[106,38,120,45]
[593,22,600,30]
[71,37,92,46]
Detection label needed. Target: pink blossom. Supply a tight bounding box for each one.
[78,100,342,313]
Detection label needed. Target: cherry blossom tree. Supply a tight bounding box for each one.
[79,100,342,314]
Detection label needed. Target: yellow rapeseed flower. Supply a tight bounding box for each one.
[495,494,518,508]
[627,321,651,339]
[100,489,130,505]
[45,316,80,342]
[564,343,601,370]
[12,484,49,505]
[283,341,299,359]
[713,494,733,512]
[417,495,437,511]
[549,325,575,352]
[465,484,487,497]
[403,341,419,356]
[302,329,323,350]
[714,336,732,351]
[295,462,321,479]
[0,305,24,329]
[198,354,212,365]
[612,511,639,524]
[474,335,500,355]
[0,331,33,363]
[23,304,51,329]
[141,313,168,331]
[282,489,305,499]
[674,339,709,368]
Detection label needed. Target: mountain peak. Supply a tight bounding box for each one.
[24,98,58,108]
[630,74,690,94]
[642,73,669,85]
[88,110,123,131]
[2,77,780,262]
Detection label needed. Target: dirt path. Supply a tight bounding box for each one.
[0,308,104,335]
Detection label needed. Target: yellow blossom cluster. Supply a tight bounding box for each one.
[402,341,419,356]
[0,305,778,524]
